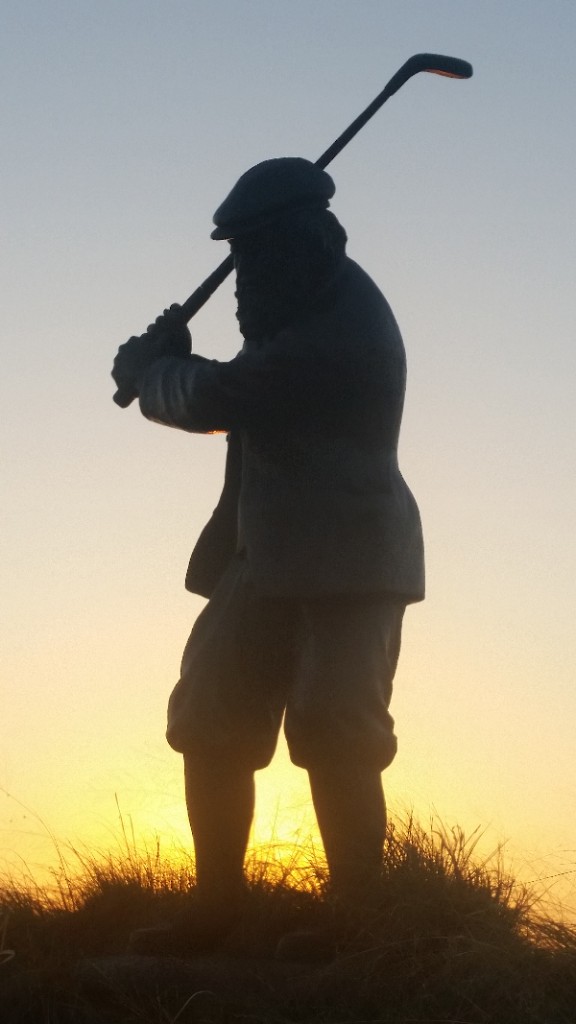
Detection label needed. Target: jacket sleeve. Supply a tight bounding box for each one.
[138,332,330,435]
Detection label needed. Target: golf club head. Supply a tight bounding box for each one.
[412,53,473,79]
[385,53,473,100]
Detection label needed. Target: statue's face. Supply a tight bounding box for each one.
[229,236,261,303]
[229,226,306,339]
[227,210,345,340]
[230,229,287,290]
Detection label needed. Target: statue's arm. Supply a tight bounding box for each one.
[137,334,326,435]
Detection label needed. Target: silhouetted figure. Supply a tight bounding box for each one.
[112,158,424,958]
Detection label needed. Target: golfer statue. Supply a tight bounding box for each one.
[112,157,425,957]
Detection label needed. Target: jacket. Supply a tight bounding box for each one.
[138,256,425,601]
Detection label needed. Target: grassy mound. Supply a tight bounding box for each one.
[1,817,576,1023]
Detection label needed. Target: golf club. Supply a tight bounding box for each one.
[114,53,472,407]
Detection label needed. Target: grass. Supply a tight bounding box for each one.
[2,816,576,1023]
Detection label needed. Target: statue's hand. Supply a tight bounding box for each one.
[111,305,192,397]
[145,303,192,359]
[111,333,159,396]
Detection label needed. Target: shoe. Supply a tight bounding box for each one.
[128,900,241,957]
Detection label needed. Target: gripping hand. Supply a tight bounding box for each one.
[112,304,191,407]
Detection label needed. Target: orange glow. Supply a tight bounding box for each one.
[429,68,468,78]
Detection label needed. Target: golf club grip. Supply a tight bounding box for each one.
[112,254,234,407]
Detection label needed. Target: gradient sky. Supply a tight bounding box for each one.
[2,1,575,909]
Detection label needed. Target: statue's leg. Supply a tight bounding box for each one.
[128,756,256,954]
[129,556,291,955]
[184,754,254,904]
[274,762,387,961]
[278,597,405,958]
[167,553,293,904]
[308,762,386,900]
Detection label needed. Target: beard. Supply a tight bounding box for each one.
[232,208,347,344]
[235,267,313,342]
[234,253,323,342]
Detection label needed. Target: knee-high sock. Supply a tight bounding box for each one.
[308,763,386,898]
[184,756,255,902]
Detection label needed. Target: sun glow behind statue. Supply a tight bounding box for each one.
[1,0,576,920]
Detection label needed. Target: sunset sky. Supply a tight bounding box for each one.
[2,1,575,908]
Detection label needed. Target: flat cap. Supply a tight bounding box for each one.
[211,157,335,240]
